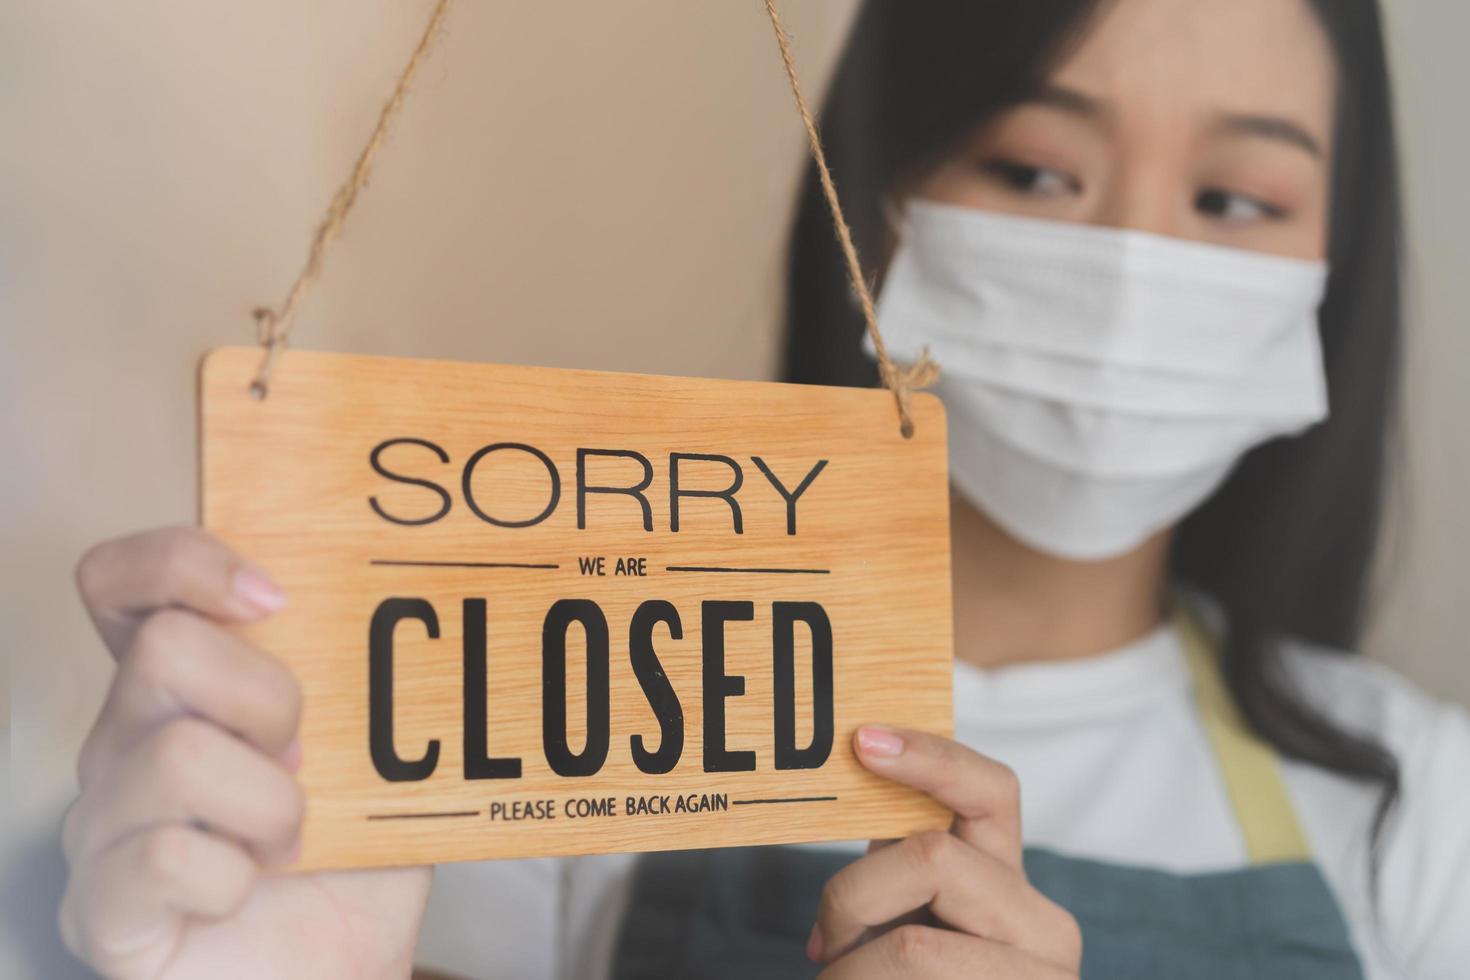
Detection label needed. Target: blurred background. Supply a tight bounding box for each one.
[2,1,1465,974]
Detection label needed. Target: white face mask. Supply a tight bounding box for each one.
[870,200,1331,562]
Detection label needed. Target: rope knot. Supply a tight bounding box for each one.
[252,306,279,345]
[250,307,287,400]
[878,348,940,439]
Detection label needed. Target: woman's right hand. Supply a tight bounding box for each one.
[60,526,432,979]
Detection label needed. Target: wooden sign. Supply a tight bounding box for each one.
[199,346,953,871]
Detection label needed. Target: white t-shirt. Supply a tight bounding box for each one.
[414,624,1470,979]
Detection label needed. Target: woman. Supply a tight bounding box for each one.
[59,0,1469,977]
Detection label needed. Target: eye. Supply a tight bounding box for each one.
[979,159,1081,198]
[1196,188,1288,224]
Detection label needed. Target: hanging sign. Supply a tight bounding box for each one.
[199,346,953,871]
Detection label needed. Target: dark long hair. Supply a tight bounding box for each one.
[783,1,1404,849]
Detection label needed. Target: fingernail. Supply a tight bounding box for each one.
[856,725,904,759]
[233,567,287,615]
[283,737,303,773]
[806,922,824,962]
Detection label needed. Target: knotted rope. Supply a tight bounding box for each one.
[762,0,938,437]
[249,0,451,398]
[248,0,937,437]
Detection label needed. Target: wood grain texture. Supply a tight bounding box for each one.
[200,346,953,871]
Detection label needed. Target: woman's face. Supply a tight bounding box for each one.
[914,0,1337,260]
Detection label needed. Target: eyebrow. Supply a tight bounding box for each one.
[1013,85,1325,160]
[1017,84,1107,121]
[1214,113,1325,159]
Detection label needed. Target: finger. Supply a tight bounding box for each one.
[817,924,1073,980]
[78,608,301,788]
[814,830,1066,965]
[65,716,304,867]
[61,823,257,980]
[76,525,286,658]
[854,725,1022,867]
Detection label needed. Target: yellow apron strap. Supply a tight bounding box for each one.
[1176,607,1312,865]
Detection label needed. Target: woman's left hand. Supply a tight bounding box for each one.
[808,725,1082,978]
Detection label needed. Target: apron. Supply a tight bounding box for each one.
[608,610,1367,979]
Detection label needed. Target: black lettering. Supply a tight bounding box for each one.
[628,600,684,775]
[772,601,834,770]
[542,599,611,777]
[368,598,441,782]
[577,449,654,531]
[368,438,452,526]
[669,453,744,534]
[702,600,756,772]
[751,457,828,536]
[462,442,561,528]
[463,599,522,780]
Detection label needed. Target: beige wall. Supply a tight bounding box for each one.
[1,1,1464,973]
[0,8,858,971]
[1366,2,1470,710]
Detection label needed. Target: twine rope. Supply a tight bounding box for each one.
[248,0,936,436]
[762,0,937,438]
[249,0,452,398]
